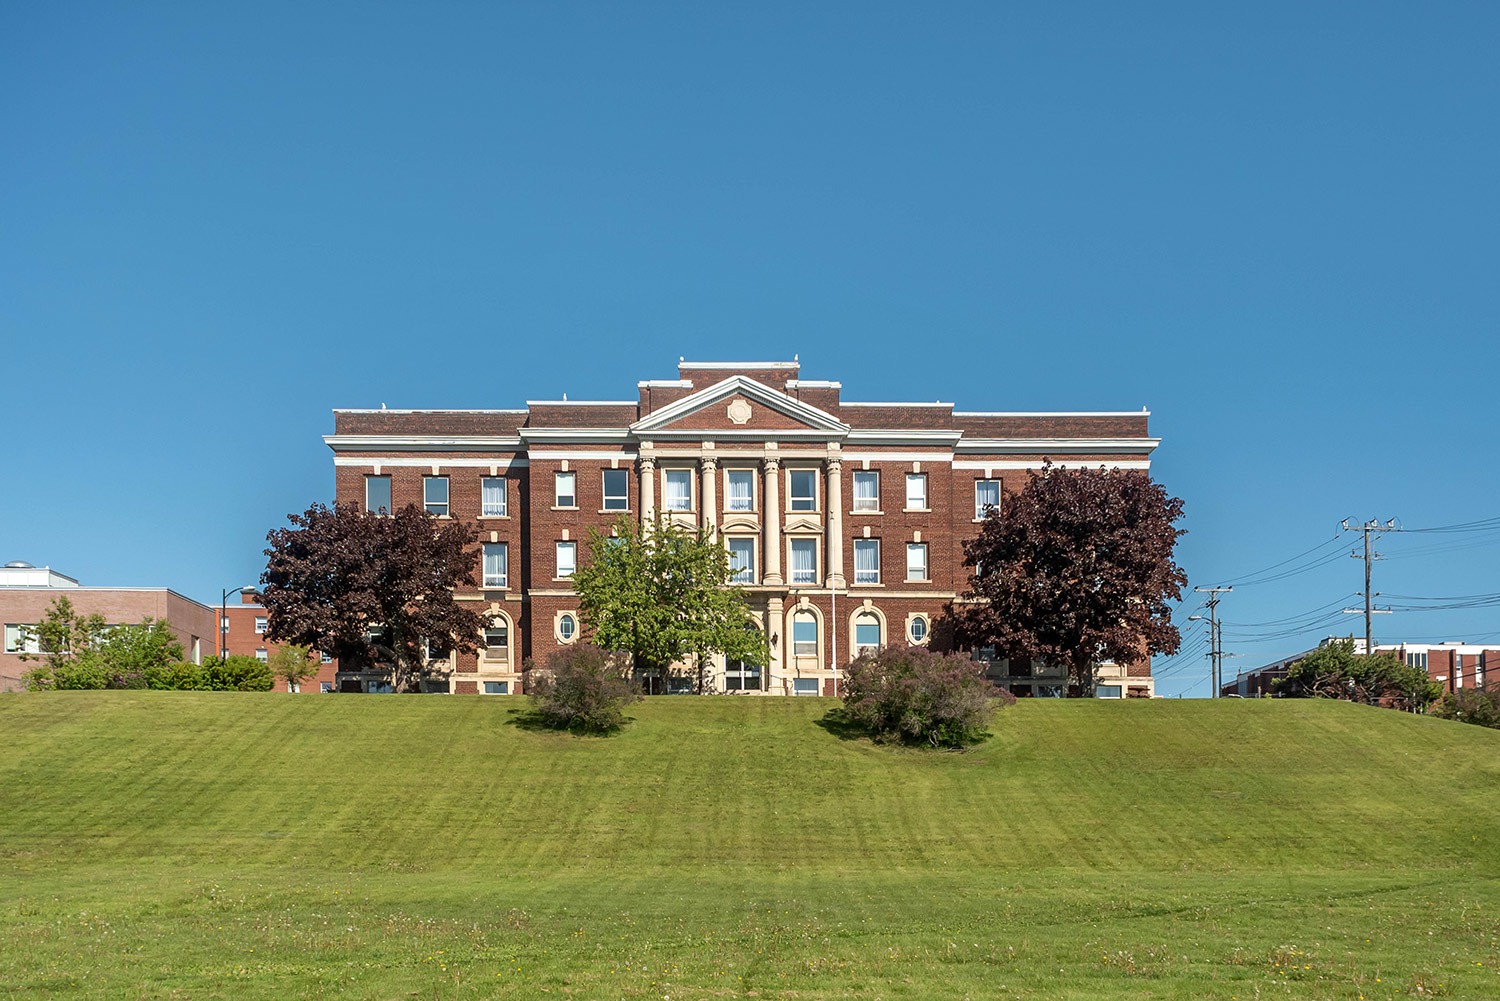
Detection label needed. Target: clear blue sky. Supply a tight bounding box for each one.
[5,2,1497,697]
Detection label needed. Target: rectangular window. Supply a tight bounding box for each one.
[483,543,508,588]
[663,469,692,511]
[424,475,449,516]
[602,469,629,511]
[728,538,755,584]
[556,541,577,578]
[724,658,761,691]
[366,475,392,514]
[1097,685,1123,698]
[905,473,927,510]
[1407,651,1428,671]
[319,682,333,693]
[255,649,268,663]
[254,616,267,635]
[555,471,576,508]
[481,477,508,516]
[854,617,881,652]
[975,479,1000,519]
[483,681,510,695]
[852,471,879,511]
[4,624,38,655]
[320,651,333,664]
[906,543,929,581]
[793,616,818,657]
[789,469,817,511]
[726,469,754,511]
[789,538,818,585]
[793,677,819,695]
[854,539,880,584]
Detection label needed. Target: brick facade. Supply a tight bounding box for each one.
[325,359,1162,697]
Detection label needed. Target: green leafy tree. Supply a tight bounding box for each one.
[526,643,642,732]
[20,595,107,674]
[268,644,320,692]
[22,599,184,691]
[1430,686,1500,729]
[572,515,765,691]
[260,501,488,693]
[1274,639,1442,712]
[204,655,275,692]
[840,646,1013,748]
[952,463,1187,695]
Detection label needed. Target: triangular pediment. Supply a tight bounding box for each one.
[632,376,849,438]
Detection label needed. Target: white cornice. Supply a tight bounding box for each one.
[842,401,953,409]
[954,459,1152,470]
[954,410,1151,417]
[678,360,799,370]
[333,408,527,415]
[324,435,524,453]
[955,437,1160,455]
[525,400,637,407]
[637,379,694,388]
[844,429,964,445]
[517,428,634,444]
[334,456,530,467]
[785,379,842,389]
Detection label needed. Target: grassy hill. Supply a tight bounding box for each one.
[1,693,1497,999]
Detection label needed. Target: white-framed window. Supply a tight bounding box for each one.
[1407,651,1428,670]
[789,538,818,585]
[320,651,333,664]
[789,469,817,512]
[854,612,881,655]
[793,677,819,696]
[853,539,880,584]
[4,624,38,655]
[254,616,267,635]
[906,543,928,582]
[424,475,449,516]
[319,682,333,693]
[728,538,755,584]
[556,541,577,578]
[725,657,761,691]
[483,619,509,657]
[663,469,692,511]
[726,469,754,511]
[905,473,927,510]
[481,477,508,517]
[555,471,576,508]
[483,543,508,588]
[483,681,509,695]
[908,615,929,644]
[1097,684,1123,698]
[852,470,879,511]
[975,479,1000,519]
[602,469,629,511]
[255,648,268,663]
[365,475,392,514]
[792,612,818,657]
[557,613,577,643]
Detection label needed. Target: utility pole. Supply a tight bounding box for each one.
[1341,519,1395,654]
[1191,586,1231,697]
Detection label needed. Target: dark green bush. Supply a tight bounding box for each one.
[1430,686,1500,729]
[204,655,275,692]
[841,646,1011,748]
[527,644,641,733]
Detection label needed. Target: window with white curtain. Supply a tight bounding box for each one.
[854,539,880,584]
[664,469,692,511]
[555,471,576,508]
[728,538,755,584]
[905,473,927,510]
[556,541,577,578]
[482,477,507,516]
[852,471,879,511]
[726,469,754,511]
[483,543,508,588]
[789,538,818,584]
[975,479,1000,519]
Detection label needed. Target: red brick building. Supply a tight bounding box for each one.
[1222,638,1495,698]
[324,359,1161,697]
[219,591,341,693]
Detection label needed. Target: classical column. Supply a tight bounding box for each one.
[825,457,845,588]
[766,596,785,691]
[762,456,783,585]
[640,456,657,521]
[701,454,718,536]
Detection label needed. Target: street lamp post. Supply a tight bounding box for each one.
[220,585,259,661]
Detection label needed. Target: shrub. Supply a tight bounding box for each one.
[527,644,641,733]
[1430,686,1500,729]
[144,661,210,691]
[204,655,275,692]
[841,646,1011,748]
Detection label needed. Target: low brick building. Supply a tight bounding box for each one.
[324,358,1162,697]
[0,563,215,691]
[1223,638,1495,698]
[218,590,341,693]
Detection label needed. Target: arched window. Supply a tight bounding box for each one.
[482,617,509,663]
[854,612,882,655]
[792,611,818,657]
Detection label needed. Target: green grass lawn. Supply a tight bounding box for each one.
[2,693,1497,999]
